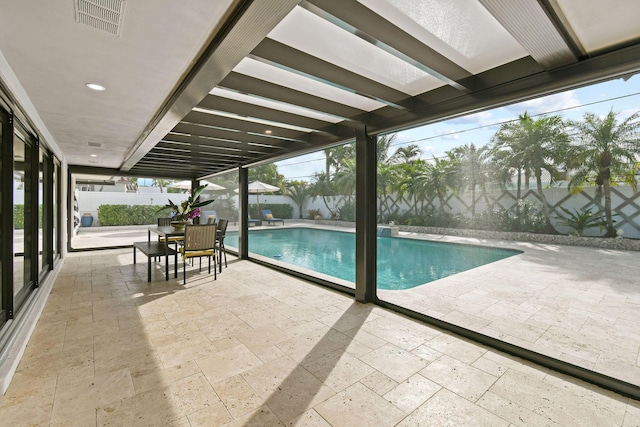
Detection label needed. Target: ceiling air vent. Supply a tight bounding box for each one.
[74,0,126,37]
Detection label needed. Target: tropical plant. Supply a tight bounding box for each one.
[391,144,422,165]
[337,201,357,222]
[306,208,322,220]
[417,154,460,214]
[555,206,610,236]
[450,143,493,217]
[309,171,338,218]
[158,184,214,222]
[568,110,640,237]
[397,159,430,216]
[490,112,570,233]
[333,158,357,202]
[151,178,170,193]
[286,180,311,219]
[324,143,355,177]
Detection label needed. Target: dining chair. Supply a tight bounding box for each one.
[156,217,183,260]
[179,223,217,284]
[216,218,229,272]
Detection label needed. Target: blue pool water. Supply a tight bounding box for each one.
[225,228,520,290]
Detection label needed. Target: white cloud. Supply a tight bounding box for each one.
[438,129,460,140]
[507,90,581,115]
[448,111,494,126]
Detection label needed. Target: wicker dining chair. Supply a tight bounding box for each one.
[179,224,217,283]
[156,217,183,257]
[216,218,229,272]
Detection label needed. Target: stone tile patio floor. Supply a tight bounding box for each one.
[0,248,639,426]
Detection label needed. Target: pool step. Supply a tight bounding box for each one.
[377,226,399,237]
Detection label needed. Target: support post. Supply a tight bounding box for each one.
[238,167,249,259]
[355,128,377,303]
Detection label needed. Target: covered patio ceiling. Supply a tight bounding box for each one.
[122,0,640,179]
[3,1,640,180]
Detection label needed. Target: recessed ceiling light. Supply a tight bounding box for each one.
[90,154,98,157]
[265,130,272,134]
[86,83,106,91]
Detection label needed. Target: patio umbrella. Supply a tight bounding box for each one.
[168,180,225,191]
[246,180,280,213]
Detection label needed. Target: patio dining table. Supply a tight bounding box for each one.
[146,225,225,280]
[147,225,183,281]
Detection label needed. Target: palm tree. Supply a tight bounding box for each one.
[151,178,169,193]
[324,144,355,178]
[286,180,311,219]
[450,143,492,216]
[376,134,396,165]
[491,112,570,232]
[309,171,338,218]
[418,155,459,214]
[568,110,640,237]
[333,158,357,203]
[377,163,400,220]
[397,159,430,215]
[391,144,423,165]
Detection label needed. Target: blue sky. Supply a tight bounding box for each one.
[276,74,640,181]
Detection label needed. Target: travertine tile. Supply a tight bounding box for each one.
[383,373,441,413]
[301,349,376,393]
[0,371,57,426]
[624,398,640,427]
[477,390,560,426]
[490,369,627,426]
[236,324,293,352]
[5,248,638,427]
[187,401,233,427]
[360,343,430,383]
[425,333,487,364]
[315,382,405,427]
[361,316,435,351]
[97,373,219,426]
[241,355,335,423]
[420,354,498,402]
[286,409,332,427]
[197,344,263,384]
[131,360,201,394]
[51,368,135,426]
[212,374,263,418]
[396,388,510,427]
[359,371,399,396]
[221,405,284,427]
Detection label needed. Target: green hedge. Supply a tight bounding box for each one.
[98,204,162,226]
[13,204,44,230]
[249,203,294,220]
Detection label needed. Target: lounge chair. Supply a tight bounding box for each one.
[202,210,217,224]
[248,214,261,226]
[261,209,284,225]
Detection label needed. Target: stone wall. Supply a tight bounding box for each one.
[315,220,640,252]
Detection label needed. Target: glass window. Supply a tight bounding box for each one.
[0,110,5,325]
[39,148,52,277]
[375,76,640,389]
[13,126,35,311]
[53,159,61,260]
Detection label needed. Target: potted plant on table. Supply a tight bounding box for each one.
[159,184,214,230]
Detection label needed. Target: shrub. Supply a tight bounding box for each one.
[98,204,160,226]
[307,209,322,220]
[249,204,294,220]
[337,201,356,222]
[555,206,609,236]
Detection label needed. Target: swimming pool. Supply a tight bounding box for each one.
[225,228,520,290]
